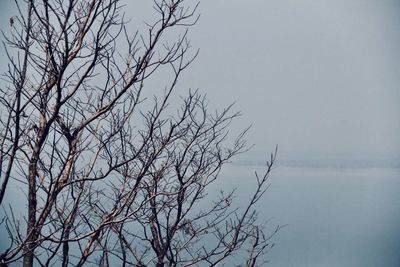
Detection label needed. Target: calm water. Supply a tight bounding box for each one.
[219,160,400,267]
[1,156,399,266]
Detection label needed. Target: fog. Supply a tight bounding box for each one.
[181,0,400,158]
[1,0,399,157]
[0,0,399,266]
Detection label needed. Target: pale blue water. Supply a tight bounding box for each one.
[1,156,399,266]
[219,159,400,267]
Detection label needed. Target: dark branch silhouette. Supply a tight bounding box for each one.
[0,1,279,266]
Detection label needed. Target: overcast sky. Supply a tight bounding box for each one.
[0,1,399,266]
[1,0,399,159]
[180,0,400,158]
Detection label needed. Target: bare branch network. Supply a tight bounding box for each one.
[0,1,279,266]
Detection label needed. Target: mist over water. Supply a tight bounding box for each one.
[218,151,400,267]
[1,0,399,266]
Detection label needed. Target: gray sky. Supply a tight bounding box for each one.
[1,0,399,158]
[0,1,399,266]
[180,0,400,158]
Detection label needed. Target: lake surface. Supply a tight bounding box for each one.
[1,154,399,266]
[218,157,400,267]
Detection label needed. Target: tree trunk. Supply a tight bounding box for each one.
[23,158,38,267]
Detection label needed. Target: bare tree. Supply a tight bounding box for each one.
[0,0,279,266]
